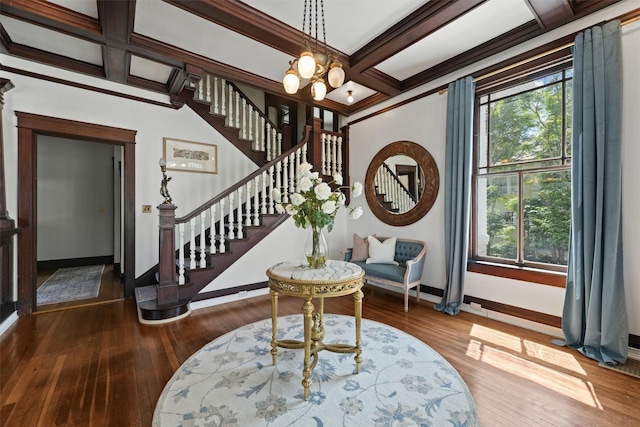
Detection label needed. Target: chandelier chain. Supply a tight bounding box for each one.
[302,0,308,46]
[321,0,326,52]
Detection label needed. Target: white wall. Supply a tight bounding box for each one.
[37,136,114,260]
[1,55,258,277]
[345,13,640,336]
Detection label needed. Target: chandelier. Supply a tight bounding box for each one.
[282,0,345,101]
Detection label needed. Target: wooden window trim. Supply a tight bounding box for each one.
[467,260,566,288]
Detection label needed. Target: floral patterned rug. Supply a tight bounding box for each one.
[153,314,479,426]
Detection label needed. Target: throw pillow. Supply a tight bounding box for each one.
[351,233,371,262]
[366,236,398,266]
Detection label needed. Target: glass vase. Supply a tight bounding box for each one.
[305,225,328,268]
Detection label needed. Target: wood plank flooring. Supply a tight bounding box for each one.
[1,287,639,426]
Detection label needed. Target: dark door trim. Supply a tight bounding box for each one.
[16,112,136,315]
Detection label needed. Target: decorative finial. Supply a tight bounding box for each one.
[159,158,172,204]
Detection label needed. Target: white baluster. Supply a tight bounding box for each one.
[260,117,266,153]
[276,162,284,203]
[254,113,260,151]
[228,193,235,240]
[268,166,275,214]
[213,76,219,114]
[210,205,217,254]
[321,133,327,175]
[289,152,296,194]
[337,136,343,177]
[200,211,207,268]
[254,176,260,226]
[227,85,234,127]
[220,79,226,117]
[189,218,197,270]
[276,132,282,157]
[236,188,243,239]
[266,122,272,160]
[219,198,226,253]
[242,98,247,140]
[235,91,240,128]
[302,143,308,163]
[272,128,278,158]
[196,79,204,100]
[326,135,332,176]
[205,74,212,103]
[331,135,338,176]
[262,170,268,214]
[178,223,185,285]
[245,180,252,226]
[282,156,288,203]
[248,108,254,143]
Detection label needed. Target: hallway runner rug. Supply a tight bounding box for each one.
[37,265,104,305]
[153,314,479,426]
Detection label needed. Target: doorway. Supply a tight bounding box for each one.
[16,112,136,316]
[35,136,124,311]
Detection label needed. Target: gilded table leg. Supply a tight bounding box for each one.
[302,298,314,400]
[270,288,279,365]
[353,289,364,373]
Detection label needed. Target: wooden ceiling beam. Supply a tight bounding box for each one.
[349,0,489,74]
[97,0,136,84]
[525,0,575,30]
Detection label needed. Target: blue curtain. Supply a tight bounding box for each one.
[563,20,628,365]
[435,76,475,315]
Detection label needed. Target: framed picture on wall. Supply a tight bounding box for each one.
[163,137,218,174]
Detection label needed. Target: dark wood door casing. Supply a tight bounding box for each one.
[16,112,136,315]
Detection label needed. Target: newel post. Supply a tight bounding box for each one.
[157,159,178,304]
[308,117,324,172]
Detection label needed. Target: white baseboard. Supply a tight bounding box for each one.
[0,312,18,337]
[190,288,270,311]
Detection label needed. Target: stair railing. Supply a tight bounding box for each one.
[193,73,282,161]
[375,163,417,213]
[173,141,308,285]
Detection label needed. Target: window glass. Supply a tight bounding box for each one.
[472,69,571,271]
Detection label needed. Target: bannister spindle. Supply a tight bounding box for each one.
[178,223,185,285]
[210,204,217,254]
[242,99,248,140]
[276,132,282,157]
[276,161,283,203]
[236,187,243,239]
[219,198,226,253]
[213,76,219,114]
[282,156,288,203]
[337,136,343,176]
[189,218,197,270]
[289,152,296,194]
[248,107,254,142]
[228,193,235,240]
[205,74,212,103]
[221,78,227,117]
[234,91,240,128]
[331,135,338,176]
[268,166,275,214]
[245,180,252,227]
[321,133,327,175]
[266,122,272,160]
[260,117,266,153]
[200,211,207,268]
[227,84,233,127]
[253,176,260,226]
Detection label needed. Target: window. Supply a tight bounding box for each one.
[472,69,572,274]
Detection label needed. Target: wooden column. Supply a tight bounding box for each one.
[157,203,178,304]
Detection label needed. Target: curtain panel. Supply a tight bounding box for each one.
[562,20,628,365]
[435,76,475,315]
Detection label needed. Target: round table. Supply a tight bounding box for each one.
[266,260,365,400]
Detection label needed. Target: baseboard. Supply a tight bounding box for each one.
[37,256,114,270]
[190,287,270,311]
[0,311,18,337]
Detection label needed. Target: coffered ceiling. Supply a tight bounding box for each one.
[0,0,634,114]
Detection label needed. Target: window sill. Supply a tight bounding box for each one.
[467,260,566,288]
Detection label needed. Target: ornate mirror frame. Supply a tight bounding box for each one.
[365,141,440,226]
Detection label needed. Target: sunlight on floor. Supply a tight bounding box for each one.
[467,324,601,408]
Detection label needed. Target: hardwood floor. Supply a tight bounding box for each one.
[1,287,639,426]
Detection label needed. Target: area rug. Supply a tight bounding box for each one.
[37,265,104,305]
[153,314,479,426]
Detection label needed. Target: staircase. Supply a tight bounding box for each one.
[135,70,349,323]
[374,163,417,214]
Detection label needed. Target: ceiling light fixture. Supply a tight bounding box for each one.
[282,0,345,101]
[347,90,354,103]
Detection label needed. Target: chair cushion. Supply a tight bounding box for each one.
[351,261,405,283]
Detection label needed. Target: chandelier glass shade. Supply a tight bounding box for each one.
[282,0,345,101]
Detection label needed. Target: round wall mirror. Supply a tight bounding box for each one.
[365,141,439,226]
